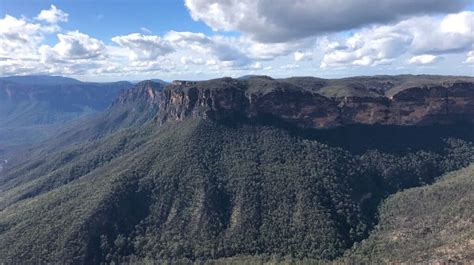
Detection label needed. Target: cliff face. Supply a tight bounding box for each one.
[158,77,474,128]
[112,80,163,107]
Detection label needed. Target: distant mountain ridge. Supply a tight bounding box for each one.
[0,75,82,85]
[129,78,169,85]
[0,76,132,148]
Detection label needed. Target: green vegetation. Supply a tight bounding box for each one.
[343,163,474,263]
[276,74,474,98]
[1,116,473,263]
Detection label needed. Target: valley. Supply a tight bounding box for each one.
[0,75,473,263]
[0,75,132,149]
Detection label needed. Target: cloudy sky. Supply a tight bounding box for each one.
[1,0,473,81]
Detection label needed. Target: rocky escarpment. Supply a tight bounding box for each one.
[112,80,163,107]
[159,76,474,128]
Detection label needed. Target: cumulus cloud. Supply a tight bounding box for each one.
[320,29,412,68]
[245,39,305,60]
[408,55,441,65]
[321,11,474,68]
[49,31,105,60]
[35,5,69,24]
[34,31,114,77]
[0,15,47,57]
[410,11,474,54]
[185,0,471,43]
[0,11,111,77]
[465,51,474,64]
[165,31,210,48]
[165,31,251,66]
[112,33,175,61]
[163,31,304,68]
[294,51,312,61]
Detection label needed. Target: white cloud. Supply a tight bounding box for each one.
[180,56,205,65]
[165,31,305,65]
[410,11,474,54]
[321,28,412,68]
[50,31,105,60]
[0,15,46,57]
[245,39,304,60]
[0,11,112,77]
[35,5,68,24]
[294,51,312,61]
[0,14,57,76]
[112,33,175,61]
[185,0,471,43]
[249,62,263,69]
[321,11,474,68]
[408,54,441,65]
[165,31,251,66]
[465,51,474,64]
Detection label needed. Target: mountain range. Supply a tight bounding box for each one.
[0,75,473,264]
[0,75,133,151]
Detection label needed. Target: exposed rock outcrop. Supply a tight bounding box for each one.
[158,76,474,128]
[112,80,163,107]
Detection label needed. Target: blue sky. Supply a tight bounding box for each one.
[1,1,216,39]
[0,0,473,81]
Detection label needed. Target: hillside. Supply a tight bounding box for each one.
[49,80,165,148]
[1,120,474,263]
[344,163,474,263]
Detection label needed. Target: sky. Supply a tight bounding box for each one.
[0,0,473,82]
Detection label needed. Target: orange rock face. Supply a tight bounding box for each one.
[159,78,474,129]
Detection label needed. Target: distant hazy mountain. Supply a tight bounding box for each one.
[0,76,132,148]
[0,75,473,264]
[0,75,82,85]
[129,78,169,85]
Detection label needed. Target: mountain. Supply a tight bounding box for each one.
[0,75,83,85]
[0,75,473,264]
[0,76,132,149]
[130,78,169,85]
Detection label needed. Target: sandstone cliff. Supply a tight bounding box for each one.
[158,76,474,128]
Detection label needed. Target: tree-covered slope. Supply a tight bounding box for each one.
[0,81,163,174]
[344,163,474,263]
[1,117,474,264]
[49,80,164,149]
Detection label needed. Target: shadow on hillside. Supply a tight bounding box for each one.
[219,114,474,154]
